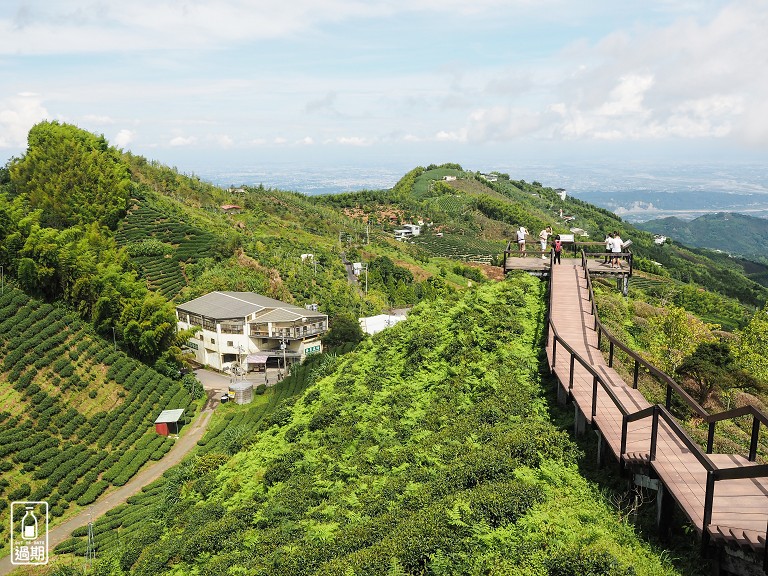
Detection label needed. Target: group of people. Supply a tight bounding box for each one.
[515,225,625,268]
[605,231,624,268]
[516,225,563,264]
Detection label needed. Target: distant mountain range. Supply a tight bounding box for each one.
[636,212,768,260]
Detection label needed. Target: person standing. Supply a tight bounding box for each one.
[516,226,528,255]
[611,231,623,268]
[553,234,562,265]
[604,232,613,264]
[539,226,552,259]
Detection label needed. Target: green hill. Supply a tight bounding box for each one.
[59,278,679,576]
[5,122,768,574]
[637,212,768,261]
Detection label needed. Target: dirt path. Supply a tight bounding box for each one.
[0,407,214,575]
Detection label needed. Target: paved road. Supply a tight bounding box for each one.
[0,401,214,575]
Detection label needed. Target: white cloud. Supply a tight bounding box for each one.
[215,134,234,148]
[337,136,373,146]
[83,114,115,124]
[169,136,196,146]
[299,136,314,145]
[0,0,554,54]
[545,0,768,145]
[113,129,135,148]
[0,93,48,148]
[434,130,466,142]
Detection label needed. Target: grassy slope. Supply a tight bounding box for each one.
[0,287,190,555]
[80,277,680,576]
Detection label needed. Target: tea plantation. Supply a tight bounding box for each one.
[0,286,191,553]
[115,195,221,299]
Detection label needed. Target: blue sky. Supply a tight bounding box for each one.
[2,0,767,177]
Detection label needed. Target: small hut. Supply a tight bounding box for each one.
[154,409,185,436]
[229,381,253,405]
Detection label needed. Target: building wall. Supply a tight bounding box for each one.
[177,315,325,371]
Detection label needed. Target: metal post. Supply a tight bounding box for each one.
[702,471,715,553]
[608,341,614,367]
[650,407,659,461]
[633,360,639,389]
[591,375,598,419]
[707,421,716,454]
[749,416,760,462]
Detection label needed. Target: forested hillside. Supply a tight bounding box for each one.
[637,212,768,267]
[59,278,680,576]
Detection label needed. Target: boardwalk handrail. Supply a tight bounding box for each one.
[580,251,705,417]
[548,252,768,558]
[580,248,768,458]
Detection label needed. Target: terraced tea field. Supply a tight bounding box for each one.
[116,198,221,299]
[54,346,355,559]
[0,287,192,552]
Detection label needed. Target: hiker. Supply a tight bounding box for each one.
[516,226,528,254]
[539,226,552,259]
[604,232,613,264]
[553,234,562,265]
[611,231,623,268]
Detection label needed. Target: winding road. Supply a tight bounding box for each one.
[0,400,215,575]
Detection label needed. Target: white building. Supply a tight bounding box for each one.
[393,224,421,240]
[176,291,328,373]
[359,313,407,335]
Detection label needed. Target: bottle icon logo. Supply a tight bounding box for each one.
[10,501,49,565]
[21,506,38,540]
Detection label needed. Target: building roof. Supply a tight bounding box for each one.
[154,409,185,424]
[251,308,315,323]
[176,291,326,321]
[229,381,253,391]
[359,313,407,335]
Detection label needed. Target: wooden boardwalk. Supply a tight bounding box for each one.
[546,262,768,560]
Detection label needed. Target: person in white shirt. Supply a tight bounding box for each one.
[516,226,528,254]
[611,231,623,268]
[539,226,552,259]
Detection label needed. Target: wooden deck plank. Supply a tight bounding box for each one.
[546,262,768,551]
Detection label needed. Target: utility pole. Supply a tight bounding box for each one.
[84,511,95,572]
[366,224,369,245]
[364,264,368,295]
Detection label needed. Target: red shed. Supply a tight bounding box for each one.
[154,409,185,436]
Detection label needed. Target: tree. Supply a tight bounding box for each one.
[733,306,768,385]
[647,305,715,374]
[9,121,131,229]
[676,341,760,403]
[323,314,365,348]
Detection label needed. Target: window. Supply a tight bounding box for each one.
[227,341,234,347]
[210,338,215,344]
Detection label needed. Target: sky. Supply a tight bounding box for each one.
[2,0,768,181]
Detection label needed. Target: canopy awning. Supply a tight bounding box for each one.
[246,354,269,364]
[154,408,185,424]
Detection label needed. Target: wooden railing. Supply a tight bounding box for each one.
[547,250,768,560]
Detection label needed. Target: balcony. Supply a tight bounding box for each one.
[249,324,327,339]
